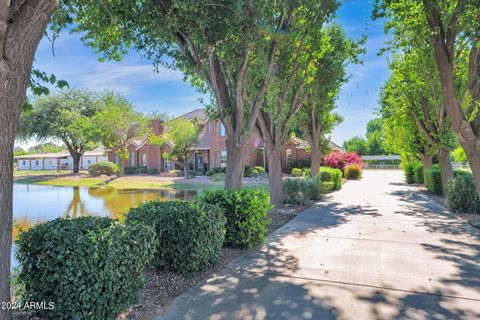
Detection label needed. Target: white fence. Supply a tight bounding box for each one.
[364,164,401,169]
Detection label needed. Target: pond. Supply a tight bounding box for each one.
[11,183,199,269]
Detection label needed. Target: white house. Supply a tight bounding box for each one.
[16,147,107,171]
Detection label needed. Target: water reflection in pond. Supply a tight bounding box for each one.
[11,184,199,269]
[12,184,199,239]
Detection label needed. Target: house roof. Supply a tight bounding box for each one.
[288,137,343,151]
[15,146,107,159]
[180,108,208,123]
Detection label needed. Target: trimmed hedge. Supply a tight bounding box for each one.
[413,163,424,184]
[344,164,362,180]
[200,189,270,249]
[321,181,336,192]
[445,173,480,214]
[291,168,302,177]
[124,166,147,175]
[425,168,471,195]
[126,201,225,276]
[16,217,156,320]
[319,166,342,190]
[88,161,117,176]
[254,166,265,174]
[283,179,312,205]
[424,168,443,195]
[404,161,424,184]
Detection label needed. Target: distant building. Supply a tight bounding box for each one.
[107,109,342,174]
[15,146,107,171]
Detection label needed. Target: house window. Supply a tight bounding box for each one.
[130,151,135,166]
[35,160,39,166]
[142,153,147,166]
[220,123,226,136]
[220,150,227,168]
[115,154,120,165]
[22,161,26,165]
[87,160,92,165]
[286,149,292,167]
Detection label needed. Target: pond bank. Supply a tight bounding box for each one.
[14,173,269,190]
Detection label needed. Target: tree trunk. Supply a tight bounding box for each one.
[224,138,247,189]
[118,159,126,177]
[0,112,16,320]
[0,2,58,318]
[420,153,433,183]
[430,38,480,199]
[419,153,433,170]
[266,147,284,207]
[72,153,81,173]
[437,147,454,193]
[310,143,322,177]
[183,159,190,179]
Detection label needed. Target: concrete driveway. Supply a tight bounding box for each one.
[157,170,480,320]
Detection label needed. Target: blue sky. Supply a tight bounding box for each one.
[29,0,390,147]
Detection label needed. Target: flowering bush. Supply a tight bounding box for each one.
[323,151,364,171]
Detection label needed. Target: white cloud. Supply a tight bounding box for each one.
[75,64,184,95]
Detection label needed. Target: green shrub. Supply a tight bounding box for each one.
[291,168,302,177]
[307,175,322,200]
[424,168,468,195]
[403,162,416,184]
[210,167,225,174]
[424,168,443,195]
[344,164,362,180]
[124,166,147,175]
[200,189,270,248]
[413,162,424,183]
[254,166,265,174]
[446,173,480,214]
[147,168,158,175]
[244,165,256,177]
[321,181,336,192]
[16,217,156,320]
[302,168,311,177]
[210,172,225,182]
[88,161,117,176]
[126,201,225,276]
[290,158,311,169]
[188,170,197,177]
[319,167,342,190]
[283,178,311,205]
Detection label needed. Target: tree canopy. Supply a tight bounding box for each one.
[18,89,103,172]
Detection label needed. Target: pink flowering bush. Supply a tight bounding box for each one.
[323,151,364,171]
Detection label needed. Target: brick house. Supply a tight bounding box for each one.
[107,108,341,174]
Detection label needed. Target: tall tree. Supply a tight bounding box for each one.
[296,26,360,176]
[93,93,149,176]
[374,0,480,197]
[149,117,201,179]
[18,89,102,173]
[256,21,342,207]
[0,2,59,317]
[343,136,368,155]
[56,0,339,189]
[380,76,434,171]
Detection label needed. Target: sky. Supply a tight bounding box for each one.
[24,0,390,148]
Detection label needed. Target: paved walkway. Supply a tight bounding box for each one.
[158,170,480,320]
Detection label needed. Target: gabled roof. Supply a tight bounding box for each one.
[288,137,343,151]
[180,108,208,123]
